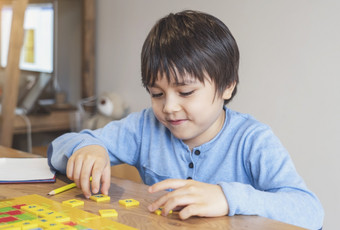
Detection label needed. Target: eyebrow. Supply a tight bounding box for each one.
[173,81,190,86]
[149,79,198,88]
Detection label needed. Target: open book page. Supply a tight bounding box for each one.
[0,158,56,183]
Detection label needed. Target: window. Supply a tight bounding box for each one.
[1,3,54,73]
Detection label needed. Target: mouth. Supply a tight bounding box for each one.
[167,119,187,126]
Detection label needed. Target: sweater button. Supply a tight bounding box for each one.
[189,162,194,168]
[194,150,200,155]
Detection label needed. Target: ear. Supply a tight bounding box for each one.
[222,81,236,100]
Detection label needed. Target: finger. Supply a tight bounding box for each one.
[162,193,198,216]
[148,193,167,212]
[80,172,92,198]
[148,189,173,211]
[90,157,109,194]
[148,189,195,212]
[148,180,201,213]
[178,204,203,220]
[100,165,111,195]
[77,157,97,198]
[66,156,75,180]
[148,179,188,193]
[79,159,94,198]
[90,165,102,194]
[71,157,84,189]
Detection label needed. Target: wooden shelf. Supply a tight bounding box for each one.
[12,111,75,134]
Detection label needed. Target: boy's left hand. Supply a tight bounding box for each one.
[147,179,229,219]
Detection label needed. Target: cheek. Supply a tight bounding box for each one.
[184,98,207,111]
[189,98,224,119]
[151,100,163,117]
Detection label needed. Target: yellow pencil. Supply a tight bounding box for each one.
[48,177,92,195]
[48,182,76,195]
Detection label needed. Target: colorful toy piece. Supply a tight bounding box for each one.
[118,199,140,207]
[99,209,118,217]
[20,220,39,230]
[0,194,136,229]
[89,194,111,202]
[154,207,173,216]
[62,199,84,208]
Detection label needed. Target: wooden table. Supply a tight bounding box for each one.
[0,146,306,230]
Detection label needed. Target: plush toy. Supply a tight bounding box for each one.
[83,92,129,129]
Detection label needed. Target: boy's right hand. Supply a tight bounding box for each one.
[66,145,111,198]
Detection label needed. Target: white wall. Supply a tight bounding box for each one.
[96,1,340,229]
[55,0,82,105]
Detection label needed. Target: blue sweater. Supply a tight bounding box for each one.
[48,107,324,229]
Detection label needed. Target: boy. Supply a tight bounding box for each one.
[48,10,323,229]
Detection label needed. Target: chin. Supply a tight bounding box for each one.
[171,132,194,142]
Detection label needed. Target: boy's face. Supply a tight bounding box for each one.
[147,73,235,149]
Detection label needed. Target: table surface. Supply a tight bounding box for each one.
[0,145,306,230]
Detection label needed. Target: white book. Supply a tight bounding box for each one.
[0,158,56,183]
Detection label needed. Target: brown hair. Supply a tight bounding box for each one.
[141,10,240,104]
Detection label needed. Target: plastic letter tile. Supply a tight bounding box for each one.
[31,207,48,217]
[62,221,77,226]
[53,214,71,223]
[13,213,37,221]
[6,210,23,215]
[12,204,26,209]
[21,204,40,214]
[52,226,77,229]
[154,209,162,216]
[62,199,84,208]
[39,209,56,218]
[20,220,39,230]
[36,218,60,228]
[118,199,139,207]
[89,194,110,202]
[0,207,15,213]
[99,209,118,217]
[0,215,18,223]
[154,207,172,216]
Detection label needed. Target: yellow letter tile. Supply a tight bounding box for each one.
[119,199,139,207]
[99,209,118,217]
[90,194,111,202]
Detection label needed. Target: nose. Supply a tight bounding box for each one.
[163,94,181,114]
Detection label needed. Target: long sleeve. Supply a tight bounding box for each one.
[47,110,145,174]
[217,119,324,230]
[220,181,323,229]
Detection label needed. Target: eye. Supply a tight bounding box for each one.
[151,92,163,98]
[180,91,194,96]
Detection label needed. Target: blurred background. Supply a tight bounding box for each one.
[0,1,338,228]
